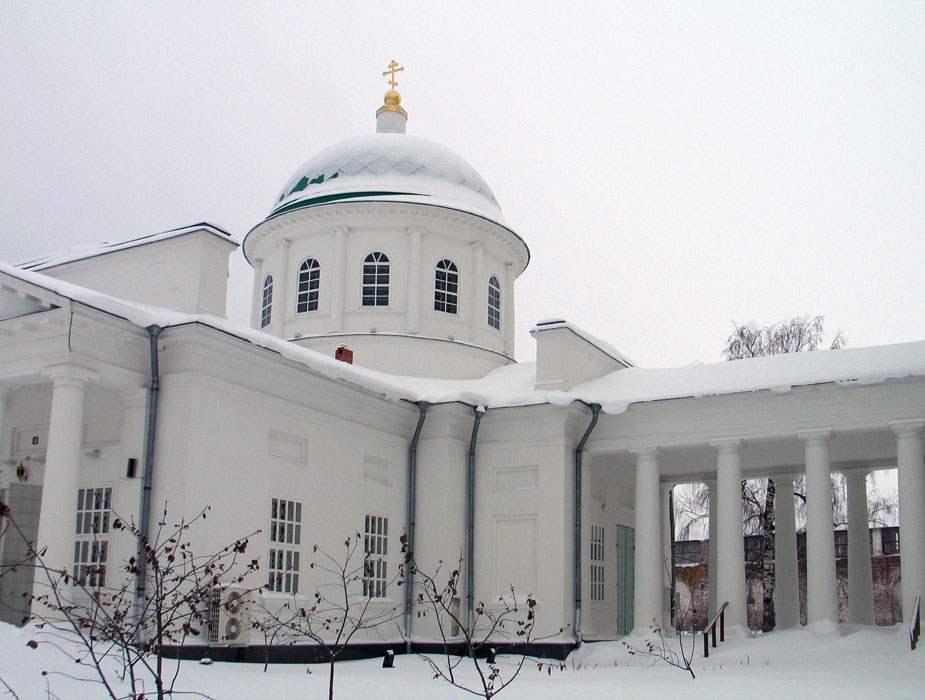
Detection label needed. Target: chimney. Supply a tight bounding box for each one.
[335,345,354,364]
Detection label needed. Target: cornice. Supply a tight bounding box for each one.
[243,202,529,275]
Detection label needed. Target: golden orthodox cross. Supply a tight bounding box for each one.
[382,60,404,89]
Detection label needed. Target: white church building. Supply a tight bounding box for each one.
[1,82,923,659]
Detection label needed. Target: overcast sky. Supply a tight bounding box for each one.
[2,2,922,368]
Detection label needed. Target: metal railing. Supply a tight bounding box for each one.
[911,596,920,651]
[702,601,729,658]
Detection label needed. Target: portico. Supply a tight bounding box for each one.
[583,375,925,637]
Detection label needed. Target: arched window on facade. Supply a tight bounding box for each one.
[434,259,459,314]
[296,258,321,313]
[488,275,501,330]
[362,252,390,307]
[260,274,274,328]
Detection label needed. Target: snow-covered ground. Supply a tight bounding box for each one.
[1,622,922,699]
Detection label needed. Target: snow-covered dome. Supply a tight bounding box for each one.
[268,132,507,227]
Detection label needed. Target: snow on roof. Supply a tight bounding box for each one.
[17,223,235,271]
[2,261,924,414]
[532,319,635,368]
[268,133,508,228]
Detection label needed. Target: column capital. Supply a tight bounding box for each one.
[797,428,833,443]
[629,445,659,458]
[709,437,743,452]
[891,418,925,437]
[470,240,485,250]
[331,225,350,236]
[406,226,425,236]
[41,364,97,388]
[278,238,291,249]
[841,466,871,481]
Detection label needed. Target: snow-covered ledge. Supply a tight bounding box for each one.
[530,319,633,392]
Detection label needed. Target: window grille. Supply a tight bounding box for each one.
[261,275,274,328]
[362,252,390,306]
[73,487,111,587]
[488,276,501,329]
[296,258,321,313]
[434,259,459,314]
[363,514,388,598]
[267,498,301,593]
[590,523,605,602]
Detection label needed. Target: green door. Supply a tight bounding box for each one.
[616,524,635,635]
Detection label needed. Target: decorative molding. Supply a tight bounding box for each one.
[797,428,833,442]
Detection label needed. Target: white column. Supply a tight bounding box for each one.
[705,478,718,619]
[405,227,423,334]
[844,469,874,624]
[799,428,838,626]
[632,447,662,633]
[660,482,675,630]
[503,263,515,357]
[892,419,925,623]
[34,370,91,596]
[469,242,484,336]
[774,473,800,628]
[250,258,264,328]
[712,438,747,629]
[275,238,291,336]
[330,227,348,331]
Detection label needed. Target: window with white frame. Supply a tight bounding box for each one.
[363,514,388,598]
[590,524,605,602]
[487,276,501,329]
[296,258,321,313]
[362,252,390,306]
[434,259,459,314]
[73,487,111,587]
[260,274,274,328]
[267,498,301,594]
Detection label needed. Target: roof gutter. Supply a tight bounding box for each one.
[573,403,601,646]
[134,324,161,644]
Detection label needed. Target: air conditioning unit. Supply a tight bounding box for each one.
[214,585,252,646]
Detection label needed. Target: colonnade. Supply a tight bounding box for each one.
[631,420,925,634]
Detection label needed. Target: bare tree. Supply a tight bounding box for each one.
[9,500,259,700]
[400,535,565,700]
[251,533,402,700]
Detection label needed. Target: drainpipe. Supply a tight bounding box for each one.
[134,324,161,644]
[466,405,485,655]
[573,403,601,646]
[404,401,429,654]
[669,487,676,628]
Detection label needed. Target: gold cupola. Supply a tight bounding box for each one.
[376,60,408,133]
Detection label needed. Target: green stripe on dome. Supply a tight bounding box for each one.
[270,190,423,217]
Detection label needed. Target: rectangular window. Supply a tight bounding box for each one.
[73,487,111,587]
[267,498,302,594]
[590,523,605,602]
[883,527,900,556]
[834,530,848,558]
[363,514,388,598]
